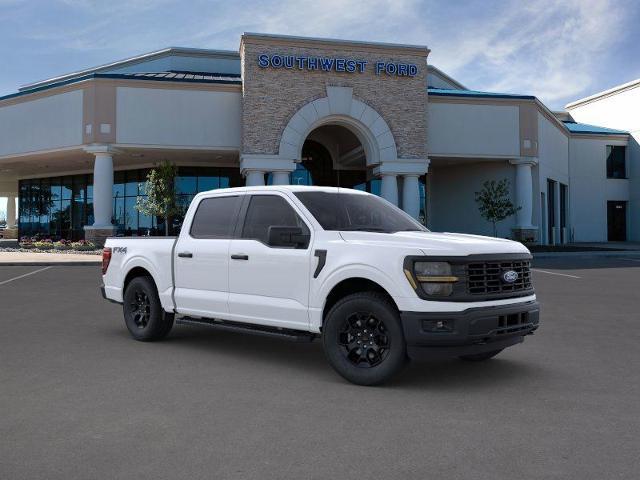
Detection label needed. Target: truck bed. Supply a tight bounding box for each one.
[102,237,178,310]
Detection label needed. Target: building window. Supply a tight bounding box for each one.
[18,166,242,240]
[606,145,626,179]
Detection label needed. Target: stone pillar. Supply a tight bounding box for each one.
[6,195,16,228]
[271,171,290,185]
[84,145,117,246]
[509,158,538,243]
[401,175,420,219]
[240,154,295,187]
[374,159,429,212]
[245,170,265,186]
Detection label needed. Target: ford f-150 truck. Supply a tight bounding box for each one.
[101,185,539,385]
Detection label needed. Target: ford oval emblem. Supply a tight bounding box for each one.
[501,270,519,284]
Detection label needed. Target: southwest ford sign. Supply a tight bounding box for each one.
[257,54,418,77]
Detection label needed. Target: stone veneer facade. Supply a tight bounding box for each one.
[240,34,429,161]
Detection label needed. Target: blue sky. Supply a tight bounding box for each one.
[1,0,640,216]
[1,0,639,109]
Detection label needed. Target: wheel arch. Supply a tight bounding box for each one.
[321,276,399,326]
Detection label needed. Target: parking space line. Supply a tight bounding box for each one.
[531,269,581,279]
[0,266,52,286]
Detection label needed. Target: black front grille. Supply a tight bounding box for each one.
[467,260,532,296]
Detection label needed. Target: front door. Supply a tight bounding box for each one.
[174,194,243,318]
[607,201,627,241]
[228,193,312,330]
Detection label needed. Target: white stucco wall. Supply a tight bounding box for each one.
[567,85,639,241]
[427,102,520,157]
[0,90,83,156]
[568,137,630,242]
[115,87,242,148]
[428,161,517,238]
[536,113,569,243]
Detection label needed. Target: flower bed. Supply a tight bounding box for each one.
[7,236,101,255]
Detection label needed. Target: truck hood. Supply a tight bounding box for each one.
[339,231,530,256]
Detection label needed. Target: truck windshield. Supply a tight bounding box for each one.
[294,191,427,233]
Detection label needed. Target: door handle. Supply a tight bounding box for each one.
[178,252,193,258]
[231,254,249,260]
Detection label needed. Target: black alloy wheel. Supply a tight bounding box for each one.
[339,312,391,368]
[130,290,151,328]
[123,276,174,341]
[323,291,407,386]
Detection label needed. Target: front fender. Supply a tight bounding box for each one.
[312,263,407,309]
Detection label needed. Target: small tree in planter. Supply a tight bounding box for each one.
[475,179,520,237]
[136,161,181,236]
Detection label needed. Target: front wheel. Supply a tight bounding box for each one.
[322,292,407,386]
[123,276,174,341]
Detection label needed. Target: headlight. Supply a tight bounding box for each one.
[412,261,458,297]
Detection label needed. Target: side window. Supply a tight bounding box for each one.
[241,195,309,246]
[190,196,241,238]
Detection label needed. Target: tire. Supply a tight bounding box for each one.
[123,276,174,341]
[322,292,407,386]
[459,349,503,362]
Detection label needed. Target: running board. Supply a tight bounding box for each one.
[176,316,317,343]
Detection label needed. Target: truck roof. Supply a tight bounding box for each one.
[195,185,371,196]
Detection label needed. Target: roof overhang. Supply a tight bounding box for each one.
[19,47,240,93]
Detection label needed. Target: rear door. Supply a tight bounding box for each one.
[227,193,312,330]
[173,194,243,318]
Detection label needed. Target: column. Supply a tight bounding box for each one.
[245,170,265,186]
[83,146,116,246]
[509,158,538,243]
[401,175,420,219]
[271,171,290,185]
[92,152,114,227]
[6,195,16,229]
[380,174,398,206]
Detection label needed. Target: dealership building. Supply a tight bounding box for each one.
[0,33,637,245]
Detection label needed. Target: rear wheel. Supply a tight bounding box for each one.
[323,292,406,386]
[459,349,503,362]
[123,276,174,341]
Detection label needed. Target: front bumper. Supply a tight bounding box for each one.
[401,300,540,360]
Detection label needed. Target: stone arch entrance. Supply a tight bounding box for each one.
[278,86,398,166]
[240,85,429,219]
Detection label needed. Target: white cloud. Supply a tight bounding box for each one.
[426,0,630,107]
[2,0,635,108]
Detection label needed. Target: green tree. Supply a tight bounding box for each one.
[474,179,520,237]
[136,161,181,236]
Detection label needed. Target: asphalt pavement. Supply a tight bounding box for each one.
[1,257,639,479]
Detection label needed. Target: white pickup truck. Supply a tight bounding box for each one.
[101,185,539,385]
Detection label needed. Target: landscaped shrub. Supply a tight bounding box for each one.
[70,240,97,251]
[53,239,73,250]
[33,239,54,250]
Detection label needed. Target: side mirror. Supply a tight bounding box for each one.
[267,226,310,248]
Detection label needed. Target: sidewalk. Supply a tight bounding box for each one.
[0,251,102,266]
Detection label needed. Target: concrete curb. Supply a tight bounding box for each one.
[533,251,640,258]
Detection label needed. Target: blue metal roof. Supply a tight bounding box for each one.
[428,87,535,100]
[562,121,628,135]
[0,71,242,102]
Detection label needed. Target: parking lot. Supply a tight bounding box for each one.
[1,256,639,479]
